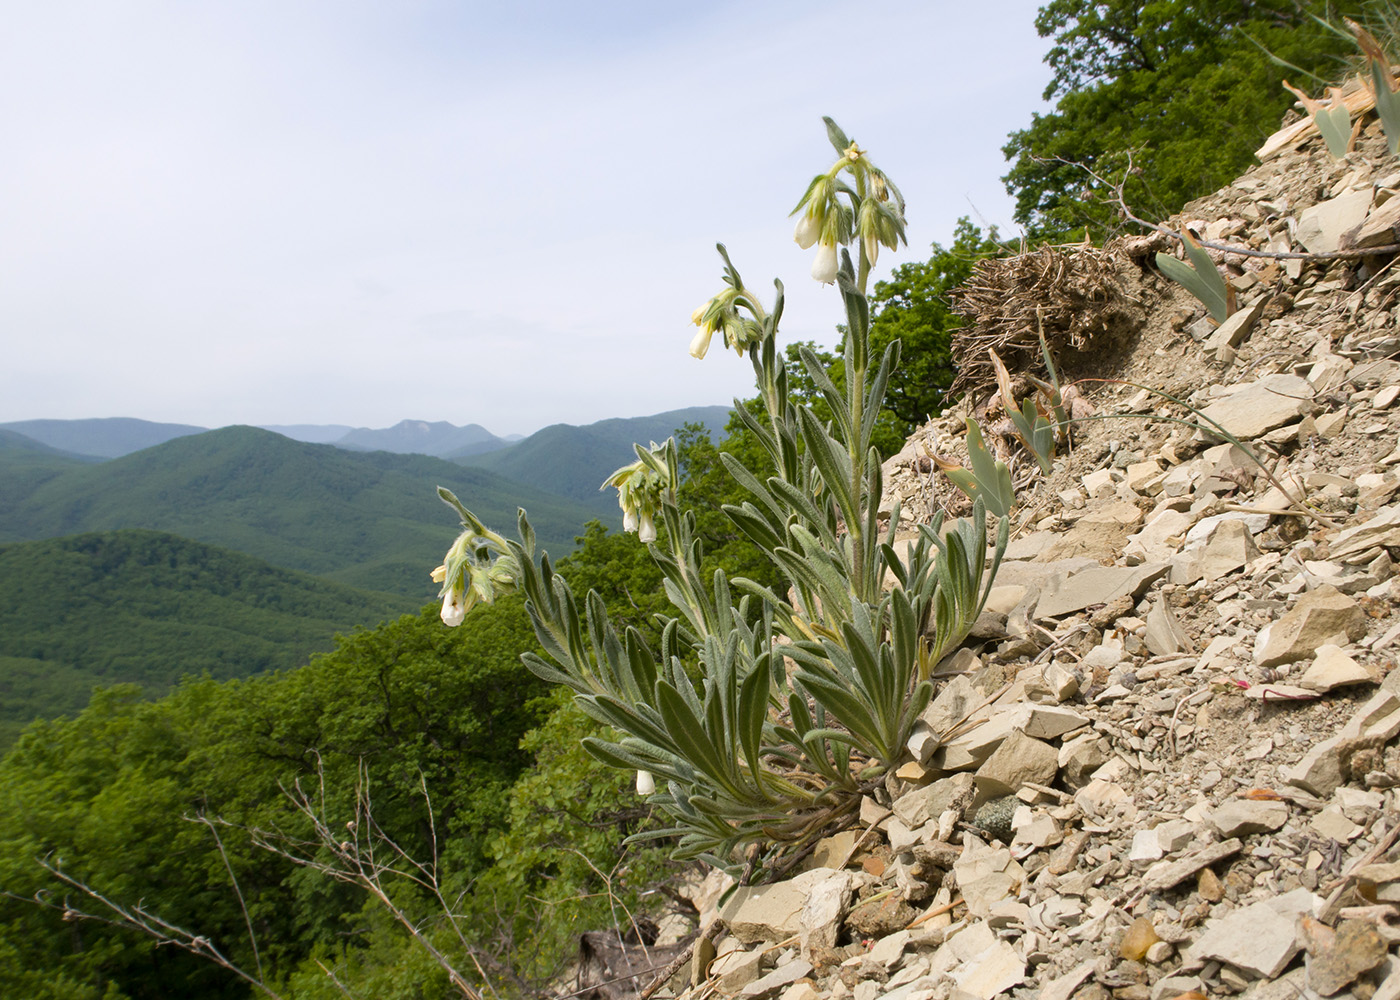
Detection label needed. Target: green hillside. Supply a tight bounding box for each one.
[0,430,100,512]
[455,405,731,512]
[0,529,413,748]
[0,426,600,597]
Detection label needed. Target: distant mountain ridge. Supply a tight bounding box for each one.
[454,406,733,510]
[0,417,207,458]
[335,419,509,457]
[0,425,601,597]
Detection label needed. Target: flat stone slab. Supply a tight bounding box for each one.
[1141,838,1242,891]
[1197,373,1313,440]
[1254,584,1367,667]
[1185,889,1316,978]
[1035,563,1168,619]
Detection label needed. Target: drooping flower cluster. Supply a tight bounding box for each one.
[688,245,769,361]
[689,287,764,360]
[601,441,672,544]
[430,497,519,626]
[790,121,907,283]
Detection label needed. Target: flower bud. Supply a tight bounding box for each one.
[637,509,657,544]
[636,770,655,795]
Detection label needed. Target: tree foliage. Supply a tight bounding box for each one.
[1005,0,1365,238]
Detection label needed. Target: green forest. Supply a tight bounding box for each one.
[0,2,1376,997]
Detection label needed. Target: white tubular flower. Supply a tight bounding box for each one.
[636,770,655,795]
[793,211,821,249]
[440,586,467,627]
[623,507,639,532]
[811,241,839,284]
[637,509,657,544]
[689,324,715,360]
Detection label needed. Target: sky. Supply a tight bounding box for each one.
[1,1,1055,437]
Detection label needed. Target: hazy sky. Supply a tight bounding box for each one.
[2,1,1054,436]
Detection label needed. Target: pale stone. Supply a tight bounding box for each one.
[974,731,1059,799]
[1034,563,1169,619]
[1057,733,1108,788]
[1344,191,1400,248]
[1199,518,1260,582]
[918,674,982,744]
[1125,508,1195,564]
[1196,374,1314,440]
[740,959,814,998]
[1284,735,1345,796]
[1185,889,1316,978]
[713,943,766,991]
[1204,298,1266,356]
[1184,510,1271,547]
[1013,814,1063,849]
[893,773,975,830]
[868,930,909,969]
[1209,798,1289,837]
[933,710,1024,772]
[1038,961,1096,1000]
[1033,501,1145,562]
[1254,585,1368,666]
[1298,644,1380,693]
[1141,838,1242,891]
[1082,468,1115,498]
[807,831,859,871]
[983,585,1026,615]
[1330,505,1400,559]
[1144,597,1194,655]
[953,840,1025,918]
[724,867,846,945]
[1127,460,1166,495]
[860,796,892,826]
[1042,663,1081,702]
[1129,828,1164,864]
[1311,807,1362,841]
[1155,819,1197,852]
[1298,187,1374,253]
[951,940,1025,1000]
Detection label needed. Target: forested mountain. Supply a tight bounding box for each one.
[334,418,509,457]
[0,529,412,748]
[0,417,207,458]
[455,405,732,508]
[0,426,599,596]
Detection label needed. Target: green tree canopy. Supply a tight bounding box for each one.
[1005,0,1365,239]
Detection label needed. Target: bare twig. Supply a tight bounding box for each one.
[31,856,288,1000]
[1054,153,1400,260]
[637,920,726,1000]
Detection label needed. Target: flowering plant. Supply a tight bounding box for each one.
[434,119,1008,870]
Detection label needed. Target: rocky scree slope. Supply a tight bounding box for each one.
[572,122,1400,1000]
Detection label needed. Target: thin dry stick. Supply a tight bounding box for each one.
[191,812,264,984]
[905,896,965,930]
[637,921,727,1000]
[33,857,288,1000]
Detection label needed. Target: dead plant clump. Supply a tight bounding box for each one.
[948,239,1154,401]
